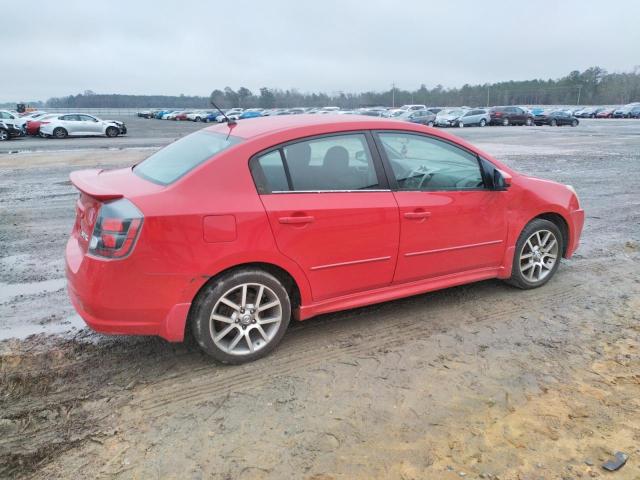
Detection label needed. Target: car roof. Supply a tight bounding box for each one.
[203,114,427,140]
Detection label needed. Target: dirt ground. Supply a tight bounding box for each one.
[1,119,639,479]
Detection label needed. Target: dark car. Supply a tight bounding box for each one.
[0,120,24,141]
[534,110,579,127]
[489,106,534,126]
[629,106,640,119]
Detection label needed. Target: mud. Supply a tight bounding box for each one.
[1,119,639,479]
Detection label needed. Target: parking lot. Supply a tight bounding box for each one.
[1,119,639,479]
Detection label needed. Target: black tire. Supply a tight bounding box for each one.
[502,117,510,126]
[550,119,558,127]
[571,119,578,127]
[105,126,119,138]
[190,269,292,364]
[479,118,486,127]
[525,117,533,126]
[0,128,9,141]
[505,219,563,290]
[53,127,67,139]
[427,121,434,127]
[457,120,464,128]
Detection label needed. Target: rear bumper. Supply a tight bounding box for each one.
[65,237,197,342]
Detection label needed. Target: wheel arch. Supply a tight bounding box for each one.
[532,212,569,257]
[186,260,303,325]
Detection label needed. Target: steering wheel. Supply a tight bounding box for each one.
[404,165,434,190]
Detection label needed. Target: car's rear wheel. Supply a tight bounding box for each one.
[479,118,486,127]
[506,219,562,290]
[53,127,67,139]
[502,118,510,126]
[525,117,533,126]
[550,119,558,127]
[195,116,202,122]
[106,126,119,137]
[191,269,291,364]
[427,121,434,127]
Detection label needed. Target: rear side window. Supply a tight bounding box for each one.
[251,133,381,193]
[134,131,242,185]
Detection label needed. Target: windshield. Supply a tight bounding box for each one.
[134,130,242,185]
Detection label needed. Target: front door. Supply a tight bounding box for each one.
[375,131,507,284]
[251,132,399,301]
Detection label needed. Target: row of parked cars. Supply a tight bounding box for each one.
[0,109,127,140]
[136,102,640,130]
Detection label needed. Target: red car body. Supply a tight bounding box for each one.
[175,112,190,121]
[66,115,584,346]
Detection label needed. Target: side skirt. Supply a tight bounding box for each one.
[297,266,501,320]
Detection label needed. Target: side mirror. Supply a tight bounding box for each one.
[493,169,512,190]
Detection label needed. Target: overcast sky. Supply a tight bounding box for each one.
[3,0,639,101]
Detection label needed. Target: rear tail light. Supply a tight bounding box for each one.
[89,199,143,259]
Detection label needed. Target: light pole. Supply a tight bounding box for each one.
[391,82,396,108]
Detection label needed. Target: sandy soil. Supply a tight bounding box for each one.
[1,119,639,479]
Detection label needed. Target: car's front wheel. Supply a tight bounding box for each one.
[0,129,8,141]
[502,117,510,126]
[457,120,464,128]
[106,126,119,137]
[506,219,562,289]
[479,118,486,127]
[191,269,291,364]
[550,119,558,127]
[525,117,533,126]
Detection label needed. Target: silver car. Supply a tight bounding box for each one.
[39,113,126,139]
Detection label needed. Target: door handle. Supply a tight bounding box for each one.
[278,215,315,224]
[403,211,431,220]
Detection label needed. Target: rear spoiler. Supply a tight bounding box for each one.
[69,169,123,201]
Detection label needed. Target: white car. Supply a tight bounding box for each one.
[186,111,211,122]
[400,104,427,111]
[0,110,27,130]
[39,113,126,139]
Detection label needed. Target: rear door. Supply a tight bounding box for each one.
[251,132,400,301]
[60,115,83,135]
[374,131,507,283]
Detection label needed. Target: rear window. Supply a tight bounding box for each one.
[134,131,242,185]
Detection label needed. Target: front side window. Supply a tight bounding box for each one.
[377,132,485,191]
[79,115,97,122]
[134,130,242,185]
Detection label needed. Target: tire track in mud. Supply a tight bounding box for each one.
[133,260,617,416]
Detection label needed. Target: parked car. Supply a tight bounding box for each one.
[175,111,193,121]
[435,108,468,127]
[596,108,615,118]
[455,108,491,127]
[0,110,27,131]
[0,120,24,140]
[397,109,436,126]
[628,105,640,118]
[66,115,584,364]
[40,114,127,138]
[533,110,579,127]
[26,113,58,136]
[239,111,263,119]
[489,106,534,126]
[613,103,640,118]
[400,104,427,111]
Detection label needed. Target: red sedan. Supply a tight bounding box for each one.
[596,108,615,118]
[66,115,584,363]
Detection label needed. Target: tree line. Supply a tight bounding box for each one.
[38,66,640,109]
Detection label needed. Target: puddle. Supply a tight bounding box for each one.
[0,314,86,341]
[0,278,67,303]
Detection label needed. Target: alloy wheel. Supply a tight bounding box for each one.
[209,283,283,356]
[0,129,8,141]
[519,230,559,283]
